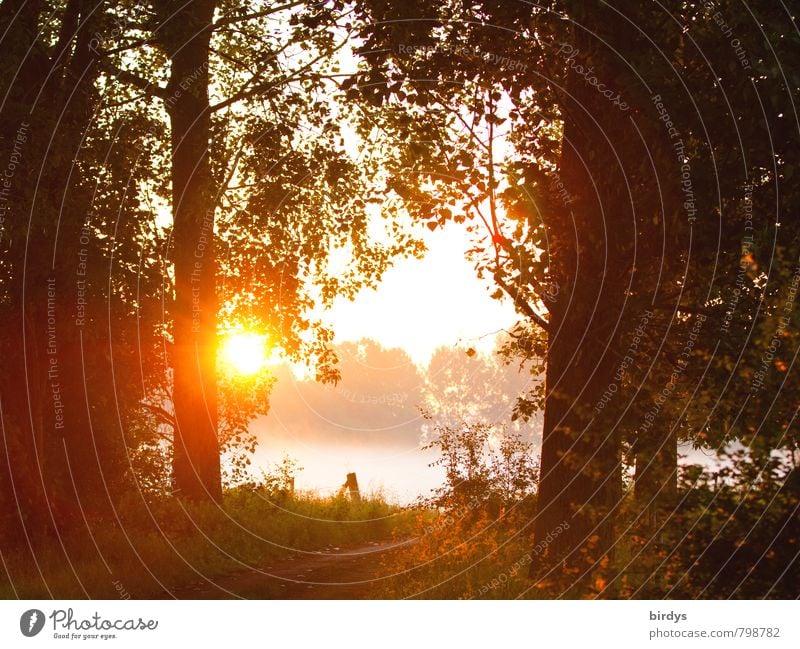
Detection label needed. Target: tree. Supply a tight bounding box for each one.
[0,0,169,541]
[424,342,539,432]
[261,339,424,448]
[346,0,800,595]
[0,0,429,520]
[346,0,644,591]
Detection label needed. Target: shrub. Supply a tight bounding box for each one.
[376,419,539,599]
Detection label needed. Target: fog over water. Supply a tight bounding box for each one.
[250,339,541,504]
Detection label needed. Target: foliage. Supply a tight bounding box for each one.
[349,0,800,596]
[259,453,303,499]
[2,0,799,599]
[421,417,538,511]
[612,447,798,599]
[377,416,538,598]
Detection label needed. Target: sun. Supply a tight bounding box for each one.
[219,331,269,376]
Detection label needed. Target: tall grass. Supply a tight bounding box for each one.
[372,420,541,599]
[0,487,415,599]
[374,500,538,599]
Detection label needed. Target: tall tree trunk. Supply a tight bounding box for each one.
[156,0,222,503]
[531,22,635,596]
[1,0,114,550]
[530,2,688,594]
[532,144,627,595]
[0,0,47,551]
[634,429,678,528]
[49,0,119,517]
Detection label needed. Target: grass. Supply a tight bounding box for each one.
[373,499,539,599]
[0,486,416,599]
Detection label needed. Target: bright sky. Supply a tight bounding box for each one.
[323,224,518,365]
[252,222,522,502]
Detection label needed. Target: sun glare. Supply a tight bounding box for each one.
[219,332,269,376]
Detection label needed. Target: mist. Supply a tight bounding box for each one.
[251,338,541,503]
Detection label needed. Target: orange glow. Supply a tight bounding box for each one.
[219,331,268,376]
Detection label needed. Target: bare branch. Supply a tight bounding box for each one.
[101,38,159,56]
[494,272,550,332]
[210,34,351,112]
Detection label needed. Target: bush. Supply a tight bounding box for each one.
[376,419,539,599]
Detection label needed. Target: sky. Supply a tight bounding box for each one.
[322,223,518,365]
[250,222,524,502]
[250,221,720,502]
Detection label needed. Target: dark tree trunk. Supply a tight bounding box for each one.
[156,0,222,503]
[1,0,114,553]
[0,0,47,551]
[530,2,689,594]
[531,20,637,595]
[48,0,118,517]
[634,428,678,528]
[532,132,628,594]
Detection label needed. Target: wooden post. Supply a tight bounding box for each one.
[345,472,361,503]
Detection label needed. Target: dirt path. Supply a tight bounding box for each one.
[164,538,415,599]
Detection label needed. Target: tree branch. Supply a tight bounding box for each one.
[494,272,550,332]
[210,33,351,112]
[140,402,176,428]
[98,58,167,99]
[101,38,159,56]
[212,1,306,30]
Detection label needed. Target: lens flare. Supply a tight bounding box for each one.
[219,332,268,375]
